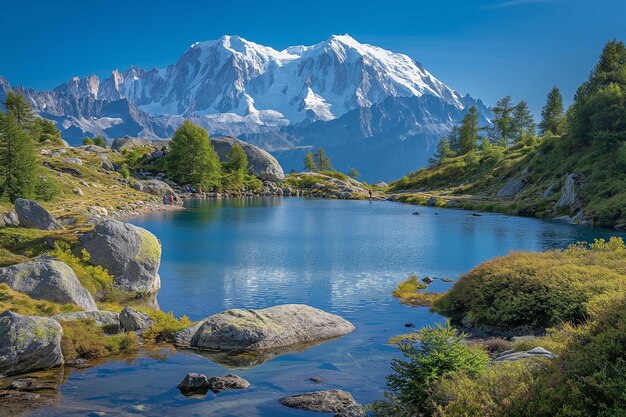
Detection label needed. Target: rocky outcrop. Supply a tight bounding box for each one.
[554,173,585,212]
[14,199,63,230]
[180,304,355,351]
[132,179,175,197]
[111,137,149,151]
[119,306,153,331]
[279,389,360,413]
[493,347,556,362]
[335,404,367,417]
[0,257,97,310]
[207,374,250,393]
[78,220,161,294]
[0,311,64,376]
[53,311,121,333]
[497,167,529,199]
[211,136,285,182]
[426,196,438,206]
[0,211,20,227]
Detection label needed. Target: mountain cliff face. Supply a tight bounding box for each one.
[0,35,490,181]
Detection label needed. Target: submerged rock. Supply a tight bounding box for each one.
[78,220,161,294]
[0,257,97,310]
[119,306,153,332]
[207,374,250,393]
[183,304,355,351]
[14,198,63,230]
[279,389,360,413]
[0,311,64,376]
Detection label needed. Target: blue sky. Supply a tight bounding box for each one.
[2,0,625,114]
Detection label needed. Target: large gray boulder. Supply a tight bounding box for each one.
[132,179,175,197]
[0,257,97,310]
[493,347,556,362]
[14,199,63,230]
[279,390,360,413]
[53,311,121,333]
[211,136,285,182]
[555,173,585,212]
[0,311,64,376]
[119,306,153,331]
[207,374,250,393]
[183,304,355,351]
[78,220,161,294]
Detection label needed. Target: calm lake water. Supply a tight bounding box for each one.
[27,198,624,417]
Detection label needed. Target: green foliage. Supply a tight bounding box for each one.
[140,310,193,343]
[313,148,333,171]
[303,150,316,171]
[459,106,481,154]
[35,175,61,202]
[224,143,248,172]
[83,137,94,145]
[512,100,535,144]
[93,135,107,147]
[0,283,81,316]
[433,238,626,329]
[32,118,64,145]
[0,110,38,202]
[347,167,361,180]
[319,170,348,180]
[490,95,515,147]
[539,86,566,135]
[393,275,443,307]
[382,321,489,414]
[165,120,221,188]
[430,137,457,166]
[119,164,130,180]
[3,91,35,128]
[59,318,138,361]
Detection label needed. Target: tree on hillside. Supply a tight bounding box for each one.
[490,95,515,147]
[539,86,565,135]
[0,111,38,202]
[93,135,107,147]
[348,167,361,180]
[32,118,63,145]
[447,126,461,154]
[224,144,248,173]
[458,106,481,154]
[429,137,456,166]
[313,148,333,171]
[512,101,535,144]
[83,137,94,145]
[303,151,316,172]
[569,40,626,148]
[3,91,35,129]
[165,120,221,188]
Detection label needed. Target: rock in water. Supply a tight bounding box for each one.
[53,311,121,333]
[210,136,285,182]
[0,311,64,376]
[0,257,97,310]
[279,389,360,413]
[78,220,161,294]
[177,373,210,394]
[186,304,355,351]
[207,374,250,393]
[14,199,63,230]
[119,306,154,331]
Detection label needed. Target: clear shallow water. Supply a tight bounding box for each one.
[28,198,624,417]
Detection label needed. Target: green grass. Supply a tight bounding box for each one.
[392,275,443,307]
[59,318,138,361]
[0,283,82,316]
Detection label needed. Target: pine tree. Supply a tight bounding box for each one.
[3,91,35,129]
[429,137,456,166]
[93,136,107,147]
[348,167,361,180]
[0,112,38,202]
[490,95,514,147]
[165,120,221,188]
[304,150,316,171]
[313,148,333,171]
[83,137,94,145]
[458,106,481,154]
[512,101,535,144]
[225,144,248,172]
[447,126,461,154]
[539,86,565,135]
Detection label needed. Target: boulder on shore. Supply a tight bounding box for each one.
[0,311,64,376]
[132,179,176,197]
[78,220,161,294]
[15,199,63,231]
[0,257,97,310]
[279,389,360,413]
[211,136,285,182]
[119,306,153,331]
[179,304,355,351]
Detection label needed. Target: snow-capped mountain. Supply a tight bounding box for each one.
[0,34,490,180]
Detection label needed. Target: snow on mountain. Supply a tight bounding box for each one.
[0,34,491,180]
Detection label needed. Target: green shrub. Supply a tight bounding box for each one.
[60,318,137,360]
[393,275,443,307]
[0,283,81,316]
[140,310,193,343]
[377,321,489,414]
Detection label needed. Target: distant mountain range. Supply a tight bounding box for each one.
[0,34,490,180]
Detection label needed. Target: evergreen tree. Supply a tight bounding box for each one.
[348,167,361,180]
[0,112,38,202]
[569,40,626,148]
[3,91,34,129]
[303,151,316,171]
[490,95,515,147]
[313,148,333,171]
[93,135,107,147]
[539,86,565,135]
[512,101,535,144]
[429,137,456,166]
[458,106,481,154]
[447,126,461,154]
[165,120,221,188]
[33,118,63,145]
[224,144,248,172]
[83,137,94,145]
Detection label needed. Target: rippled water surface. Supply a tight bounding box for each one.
[28,198,624,417]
